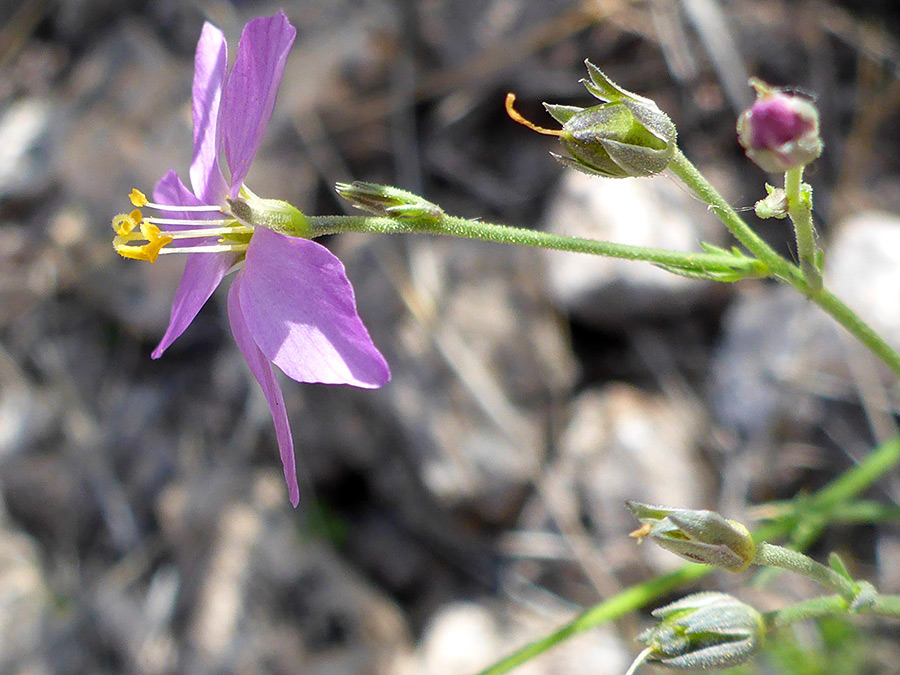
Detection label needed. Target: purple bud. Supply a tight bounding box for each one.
[737,79,822,173]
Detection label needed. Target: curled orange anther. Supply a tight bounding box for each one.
[505,93,563,137]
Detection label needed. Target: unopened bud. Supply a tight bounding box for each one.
[754,184,789,219]
[638,592,764,669]
[737,78,822,173]
[627,501,756,572]
[507,61,676,178]
[335,181,444,222]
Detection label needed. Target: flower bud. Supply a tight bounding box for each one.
[737,78,822,173]
[335,181,444,222]
[638,592,764,669]
[754,184,789,219]
[506,61,676,178]
[626,501,756,572]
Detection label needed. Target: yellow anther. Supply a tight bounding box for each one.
[505,92,563,137]
[129,189,149,207]
[113,221,173,263]
[111,209,144,236]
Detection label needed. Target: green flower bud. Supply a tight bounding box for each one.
[638,592,764,669]
[335,181,444,222]
[627,501,756,572]
[754,183,789,219]
[507,61,676,178]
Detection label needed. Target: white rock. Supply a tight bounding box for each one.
[554,383,712,572]
[419,602,502,675]
[0,98,55,199]
[542,171,728,326]
[0,531,48,671]
[821,211,900,364]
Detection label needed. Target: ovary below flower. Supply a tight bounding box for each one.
[111,12,390,507]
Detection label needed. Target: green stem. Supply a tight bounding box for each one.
[766,592,900,630]
[785,167,822,291]
[307,215,764,277]
[808,287,900,378]
[870,594,900,618]
[667,147,801,284]
[668,147,900,378]
[752,542,858,600]
[765,595,847,630]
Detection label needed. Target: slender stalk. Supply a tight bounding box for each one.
[785,167,822,291]
[766,591,900,629]
[808,287,900,378]
[870,594,900,618]
[752,542,858,600]
[307,215,765,277]
[765,595,847,629]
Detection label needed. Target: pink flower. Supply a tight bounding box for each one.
[111,12,390,506]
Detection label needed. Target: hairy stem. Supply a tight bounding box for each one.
[785,166,822,291]
[668,147,900,377]
[753,542,858,600]
[667,147,801,283]
[307,214,765,277]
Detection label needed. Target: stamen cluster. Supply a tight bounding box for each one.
[111,189,252,262]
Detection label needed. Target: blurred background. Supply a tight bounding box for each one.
[1,0,900,673]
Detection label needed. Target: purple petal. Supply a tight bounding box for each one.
[237,227,390,388]
[190,22,229,204]
[219,11,296,195]
[151,171,235,359]
[227,276,300,507]
[153,169,205,218]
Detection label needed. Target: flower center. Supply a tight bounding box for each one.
[111,189,253,262]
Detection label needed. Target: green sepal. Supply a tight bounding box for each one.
[627,501,758,572]
[543,103,582,125]
[828,552,854,582]
[227,190,310,238]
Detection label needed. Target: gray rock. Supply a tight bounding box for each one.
[712,210,900,415]
[548,383,713,572]
[0,529,49,673]
[709,284,808,435]
[542,170,730,326]
[820,210,900,373]
[414,600,629,675]
[335,236,577,524]
[0,98,57,199]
